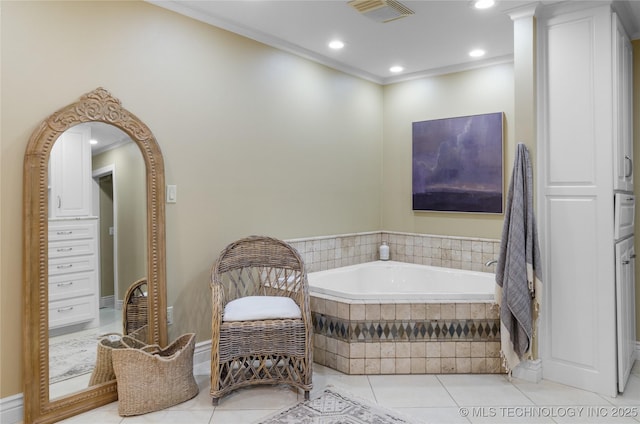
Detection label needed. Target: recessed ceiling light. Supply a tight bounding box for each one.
[474,0,495,9]
[328,40,345,50]
[469,49,486,58]
[90,139,98,145]
[390,65,404,73]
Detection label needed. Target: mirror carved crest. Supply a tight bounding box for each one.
[23,88,167,424]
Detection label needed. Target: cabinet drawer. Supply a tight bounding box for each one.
[48,220,96,241]
[49,296,96,329]
[49,272,96,302]
[49,255,96,276]
[48,238,96,259]
[614,193,635,240]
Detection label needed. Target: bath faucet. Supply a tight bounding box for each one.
[485,259,498,267]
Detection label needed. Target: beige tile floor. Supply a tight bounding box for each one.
[56,361,640,424]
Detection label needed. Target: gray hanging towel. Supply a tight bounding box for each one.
[495,143,542,372]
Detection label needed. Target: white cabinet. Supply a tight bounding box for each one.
[616,236,636,392]
[538,3,634,397]
[614,193,635,240]
[48,218,99,330]
[49,125,93,218]
[613,13,634,192]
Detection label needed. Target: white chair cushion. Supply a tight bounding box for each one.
[223,296,302,322]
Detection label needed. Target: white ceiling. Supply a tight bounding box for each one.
[149,0,640,85]
[84,122,132,155]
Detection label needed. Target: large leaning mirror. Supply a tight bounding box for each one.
[47,122,147,401]
[23,88,168,424]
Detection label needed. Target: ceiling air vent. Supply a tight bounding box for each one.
[348,0,414,23]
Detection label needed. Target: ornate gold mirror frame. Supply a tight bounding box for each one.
[23,88,168,424]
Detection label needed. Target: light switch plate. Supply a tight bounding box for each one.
[166,185,177,203]
[167,306,174,325]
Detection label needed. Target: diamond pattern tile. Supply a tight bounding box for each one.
[311,311,499,342]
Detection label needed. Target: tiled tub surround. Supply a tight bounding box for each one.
[310,297,502,375]
[286,231,503,375]
[286,231,501,273]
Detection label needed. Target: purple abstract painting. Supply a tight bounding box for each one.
[412,112,503,213]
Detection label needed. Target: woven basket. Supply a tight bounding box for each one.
[121,334,158,352]
[88,334,126,386]
[112,333,199,416]
[88,334,159,387]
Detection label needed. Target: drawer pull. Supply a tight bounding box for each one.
[56,282,74,287]
[56,247,73,252]
[57,306,74,313]
[56,231,73,235]
[56,264,73,269]
[625,155,633,178]
[623,260,630,265]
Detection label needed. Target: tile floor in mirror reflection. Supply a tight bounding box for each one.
[49,308,122,399]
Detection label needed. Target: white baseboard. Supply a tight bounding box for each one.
[115,299,123,310]
[193,338,212,374]
[0,339,213,424]
[0,393,23,424]
[518,341,640,387]
[100,295,115,309]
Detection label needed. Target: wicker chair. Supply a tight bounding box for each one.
[122,278,148,341]
[210,236,313,404]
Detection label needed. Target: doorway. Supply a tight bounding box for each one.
[93,165,118,308]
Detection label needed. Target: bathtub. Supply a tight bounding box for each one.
[307,261,502,375]
[308,260,495,302]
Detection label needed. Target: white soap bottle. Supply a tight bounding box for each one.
[379,241,390,261]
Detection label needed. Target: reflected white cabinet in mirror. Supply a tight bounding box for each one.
[49,125,93,218]
[48,124,100,332]
[48,219,99,330]
[23,88,167,424]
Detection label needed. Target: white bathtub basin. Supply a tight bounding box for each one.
[308,260,495,302]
